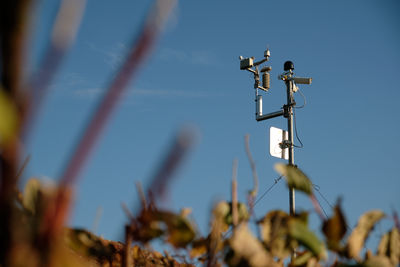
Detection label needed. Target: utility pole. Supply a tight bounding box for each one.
[239,48,312,248]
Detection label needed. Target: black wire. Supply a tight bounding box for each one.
[313,184,334,210]
[293,108,304,149]
[313,192,329,219]
[253,175,283,206]
[222,175,283,239]
[295,88,307,109]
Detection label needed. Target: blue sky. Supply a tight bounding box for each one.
[24,0,399,248]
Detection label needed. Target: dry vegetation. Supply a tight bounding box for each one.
[1,0,399,266]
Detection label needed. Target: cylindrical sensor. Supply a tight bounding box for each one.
[256,95,263,116]
[262,72,270,89]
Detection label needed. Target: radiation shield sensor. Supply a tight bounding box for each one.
[269,126,288,160]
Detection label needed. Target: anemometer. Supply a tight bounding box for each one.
[239,48,312,217]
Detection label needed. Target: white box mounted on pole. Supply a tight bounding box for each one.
[270,126,288,160]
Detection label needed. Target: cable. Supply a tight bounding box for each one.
[295,88,307,109]
[253,175,283,207]
[293,108,304,149]
[313,184,334,210]
[222,175,283,239]
[313,192,329,219]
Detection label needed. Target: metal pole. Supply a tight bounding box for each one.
[285,76,296,262]
[285,77,295,216]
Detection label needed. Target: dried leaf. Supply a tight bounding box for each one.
[322,203,347,251]
[214,201,231,220]
[159,211,196,248]
[361,255,393,267]
[165,215,196,248]
[228,224,277,267]
[288,218,327,260]
[378,228,400,266]
[258,210,291,259]
[180,207,192,217]
[22,178,41,214]
[274,164,312,195]
[388,228,399,266]
[132,209,195,248]
[190,238,208,259]
[346,210,385,259]
[65,228,116,261]
[131,210,165,243]
[377,233,389,257]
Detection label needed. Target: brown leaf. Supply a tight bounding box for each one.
[322,203,347,251]
[189,238,208,259]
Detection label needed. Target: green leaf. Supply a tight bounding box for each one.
[274,164,312,195]
[225,202,250,226]
[288,218,327,260]
[65,228,116,260]
[292,251,314,266]
[346,210,385,259]
[213,201,250,229]
[0,89,18,146]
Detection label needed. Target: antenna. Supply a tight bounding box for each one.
[239,49,312,262]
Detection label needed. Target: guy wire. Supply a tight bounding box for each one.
[223,175,283,239]
[253,175,283,207]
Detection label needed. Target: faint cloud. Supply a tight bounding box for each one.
[159,47,187,62]
[63,72,87,87]
[74,87,104,98]
[87,42,128,69]
[159,48,218,66]
[191,51,216,65]
[48,72,91,94]
[131,88,213,98]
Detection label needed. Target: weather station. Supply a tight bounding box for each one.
[239,48,312,217]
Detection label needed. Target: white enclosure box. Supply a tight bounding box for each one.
[269,126,288,160]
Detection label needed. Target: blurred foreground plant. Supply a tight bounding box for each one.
[1,0,399,266]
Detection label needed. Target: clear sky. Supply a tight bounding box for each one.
[24,0,400,248]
